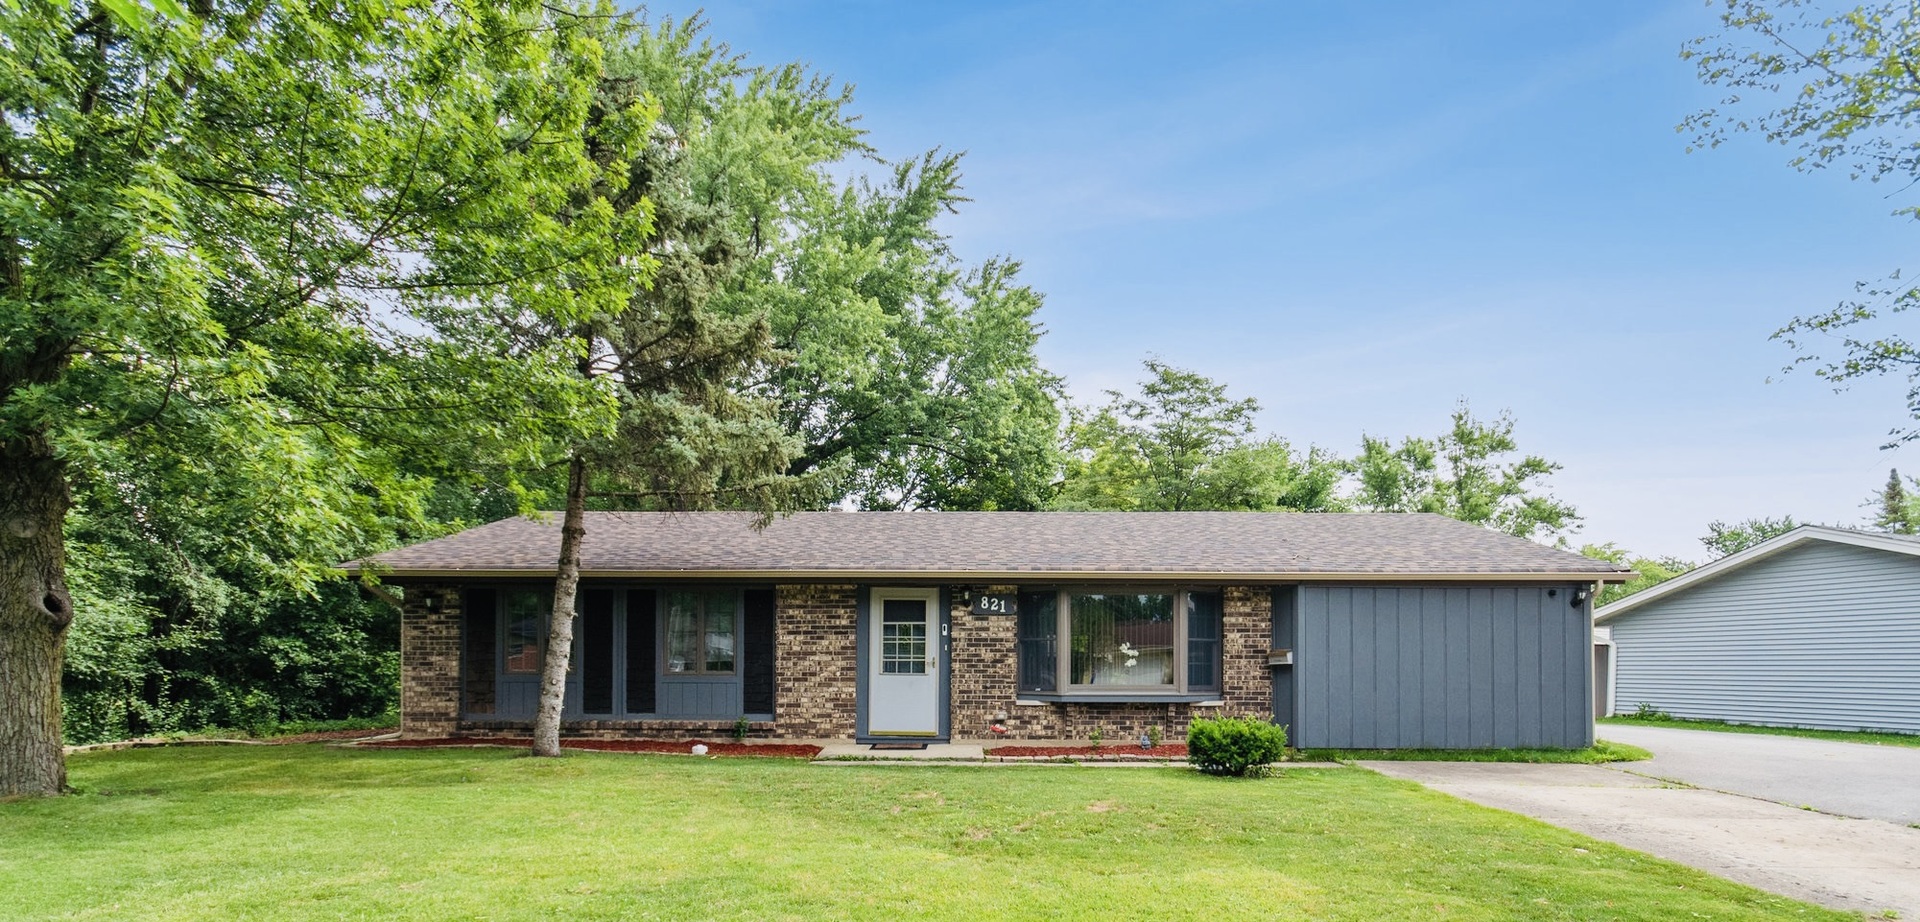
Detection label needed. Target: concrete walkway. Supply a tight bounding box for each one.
[1599,723,1920,824]
[1361,760,1920,918]
[815,742,986,760]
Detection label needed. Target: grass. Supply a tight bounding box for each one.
[0,745,1849,921]
[1600,715,1920,748]
[1296,739,1650,764]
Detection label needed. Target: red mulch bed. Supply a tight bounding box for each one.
[985,743,1188,758]
[358,737,821,759]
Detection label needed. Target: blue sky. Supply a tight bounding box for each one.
[680,1,1919,559]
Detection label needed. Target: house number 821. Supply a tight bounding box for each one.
[970,594,1016,615]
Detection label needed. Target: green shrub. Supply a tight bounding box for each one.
[1186,716,1287,777]
[1627,702,1673,721]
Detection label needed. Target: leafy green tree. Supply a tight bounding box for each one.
[1197,439,1350,513]
[59,449,419,744]
[1352,404,1579,540]
[1054,360,1346,512]
[740,153,1065,511]
[1579,544,1694,606]
[1701,516,1800,558]
[1,0,621,795]
[1685,2,1920,443]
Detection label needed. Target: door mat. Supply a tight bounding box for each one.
[869,743,929,751]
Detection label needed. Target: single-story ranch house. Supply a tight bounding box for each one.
[1595,525,1920,733]
[351,511,1630,748]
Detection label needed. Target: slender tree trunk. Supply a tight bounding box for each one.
[0,436,74,796]
[532,454,588,758]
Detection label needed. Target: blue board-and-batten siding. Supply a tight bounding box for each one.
[1291,585,1593,749]
[1608,541,1920,734]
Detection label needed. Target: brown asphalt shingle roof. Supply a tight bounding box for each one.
[350,511,1630,580]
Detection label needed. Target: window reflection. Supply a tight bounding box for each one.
[666,589,736,675]
[503,589,545,674]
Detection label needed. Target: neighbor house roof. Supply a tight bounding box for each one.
[348,511,1630,582]
[1594,525,1920,623]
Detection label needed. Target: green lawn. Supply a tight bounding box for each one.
[1297,740,1651,764]
[1600,715,1920,748]
[0,745,1847,922]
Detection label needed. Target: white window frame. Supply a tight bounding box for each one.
[879,598,932,676]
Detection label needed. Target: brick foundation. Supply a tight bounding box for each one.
[399,583,463,739]
[454,719,775,741]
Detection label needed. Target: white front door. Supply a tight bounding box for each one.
[868,589,940,737]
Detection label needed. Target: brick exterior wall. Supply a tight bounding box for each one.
[773,584,859,738]
[400,583,463,739]
[1222,585,1274,716]
[404,580,1272,742]
[949,584,1020,738]
[960,585,1275,742]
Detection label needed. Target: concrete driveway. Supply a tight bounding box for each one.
[1361,737,1920,917]
[1599,723,1920,824]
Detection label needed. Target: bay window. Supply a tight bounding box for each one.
[1016,589,1223,696]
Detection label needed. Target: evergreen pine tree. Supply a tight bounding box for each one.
[1875,469,1916,534]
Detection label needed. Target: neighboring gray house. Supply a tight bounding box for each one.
[1595,525,1920,734]
[352,511,1629,748]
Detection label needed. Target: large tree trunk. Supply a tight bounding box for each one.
[532,454,588,758]
[0,437,74,797]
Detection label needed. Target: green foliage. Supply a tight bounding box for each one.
[1051,363,1573,539]
[743,153,1066,511]
[1701,515,1799,558]
[1054,360,1345,512]
[1684,3,1920,443]
[2,0,678,752]
[1186,715,1288,777]
[1579,543,1693,606]
[1353,403,1578,540]
[13,3,1061,748]
[732,716,751,742]
[1086,726,1103,749]
[2,0,628,480]
[1873,468,1919,533]
[543,20,1063,514]
[1625,703,1675,721]
[59,441,420,743]
[571,13,852,515]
